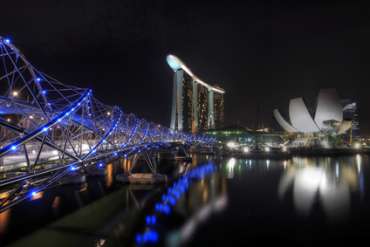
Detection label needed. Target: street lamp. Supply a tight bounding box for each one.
[12,90,19,97]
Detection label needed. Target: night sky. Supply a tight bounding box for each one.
[1,1,369,134]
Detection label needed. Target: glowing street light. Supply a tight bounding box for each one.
[226,141,238,149]
[354,142,361,150]
[12,90,19,97]
[243,147,250,153]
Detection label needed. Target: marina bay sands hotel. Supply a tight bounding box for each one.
[167,54,225,133]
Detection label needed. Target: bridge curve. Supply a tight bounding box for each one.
[0,36,214,211]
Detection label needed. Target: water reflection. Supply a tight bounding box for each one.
[0,159,133,244]
[165,169,227,247]
[2,155,368,245]
[224,157,281,178]
[226,158,236,178]
[223,156,365,222]
[278,156,364,221]
[171,194,227,246]
[127,162,227,247]
[0,210,10,235]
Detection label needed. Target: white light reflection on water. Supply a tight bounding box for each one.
[356,154,362,174]
[180,195,227,241]
[226,158,236,179]
[278,156,362,221]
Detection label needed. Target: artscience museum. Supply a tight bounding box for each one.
[274,89,352,135]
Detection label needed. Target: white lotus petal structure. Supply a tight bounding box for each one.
[289,98,320,133]
[314,89,343,130]
[274,89,347,134]
[273,109,297,133]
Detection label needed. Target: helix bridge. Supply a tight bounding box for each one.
[0,36,214,212]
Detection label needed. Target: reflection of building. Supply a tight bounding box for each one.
[278,156,364,221]
[166,170,227,245]
[167,54,225,133]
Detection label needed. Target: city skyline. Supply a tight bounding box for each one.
[1,2,370,246]
[0,1,369,135]
[167,54,225,133]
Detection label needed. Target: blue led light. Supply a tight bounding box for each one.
[135,234,143,245]
[69,165,78,171]
[145,215,156,225]
[10,145,17,151]
[97,162,104,168]
[0,89,91,157]
[29,190,37,197]
[4,38,11,44]
[135,229,159,245]
[41,90,47,95]
[36,77,42,83]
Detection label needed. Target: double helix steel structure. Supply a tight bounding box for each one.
[0,36,214,211]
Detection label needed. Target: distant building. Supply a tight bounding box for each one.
[167,54,225,133]
[205,126,285,148]
[214,89,225,129]
[342,99,360,140]
[273,89,352,135]
[198,85,209,132]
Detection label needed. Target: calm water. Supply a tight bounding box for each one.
[189,155,370,246]
[2,155,370,246]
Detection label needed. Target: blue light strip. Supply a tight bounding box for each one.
[82,107,122,159]
[120,119,140,149]
[0,89,91,157]
[135,163,216,245]
[140,123,150,143]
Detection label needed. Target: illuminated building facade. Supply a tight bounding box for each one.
[342,99,360,142]
[205,127,284,148]
[198,85,209,131]
[167,54,225,133]
[274,89,352,135]
[214,90,225,129]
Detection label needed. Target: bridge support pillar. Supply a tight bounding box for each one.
[117,151,166,184]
